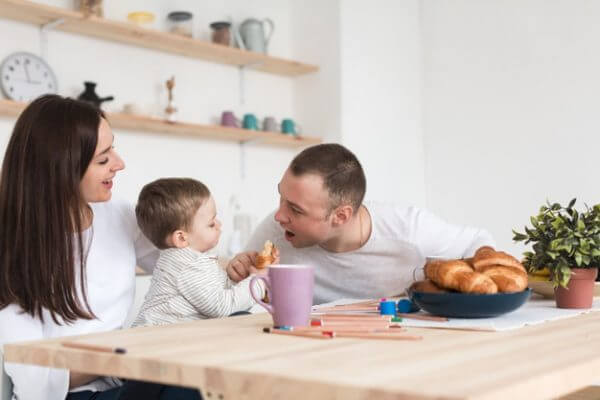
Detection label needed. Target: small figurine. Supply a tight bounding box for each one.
[76,0,103,17]
[165,76,178,123]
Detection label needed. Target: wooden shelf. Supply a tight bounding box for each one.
[0,0,319,77]
[0,99,321,148]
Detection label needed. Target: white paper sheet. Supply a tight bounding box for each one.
[312,296,600,332]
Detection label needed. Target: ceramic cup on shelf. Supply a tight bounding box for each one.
[281,118,301,135]
[220,111,240,128]
[250,264,315,327]
[242,113,259,130]
[263,116,280,132]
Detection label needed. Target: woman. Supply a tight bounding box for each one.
[0,95,201,400]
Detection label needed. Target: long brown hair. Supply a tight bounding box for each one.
[0,95,104,324]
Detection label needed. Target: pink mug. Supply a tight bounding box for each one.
[250,265,314,327]
[221,111,240,127]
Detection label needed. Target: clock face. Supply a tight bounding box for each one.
[0,52,58,102]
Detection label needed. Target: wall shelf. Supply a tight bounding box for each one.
[0,99,321,148]
[0,0,319,77]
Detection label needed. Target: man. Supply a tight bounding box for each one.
[227,143,494,305]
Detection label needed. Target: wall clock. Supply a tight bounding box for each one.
[0,52,58,102]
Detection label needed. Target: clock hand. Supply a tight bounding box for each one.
[13,78,41,84]
[24,63,31,83]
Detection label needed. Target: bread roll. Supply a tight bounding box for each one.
[256,240,276,269]
[478,264,528,292]
[473,246,525,273]
[425,260,498,294]
[409,279,448,293]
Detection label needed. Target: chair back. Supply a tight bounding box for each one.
[0,351,13,400]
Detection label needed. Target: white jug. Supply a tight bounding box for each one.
[237,18,274,54]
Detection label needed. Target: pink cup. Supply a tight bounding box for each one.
[250,264,314,327]
[221,111,240,127]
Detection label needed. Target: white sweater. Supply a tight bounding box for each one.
[0,200,158,400]
[246,201,496,304]
[133,247,264,327]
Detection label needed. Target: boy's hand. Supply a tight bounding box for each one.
[227,251,259,282]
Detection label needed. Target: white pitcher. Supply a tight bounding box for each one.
[237,18,274,54]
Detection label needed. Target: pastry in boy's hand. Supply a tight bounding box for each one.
[256,240,277,269]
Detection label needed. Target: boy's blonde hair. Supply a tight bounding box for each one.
[136,178,210,249]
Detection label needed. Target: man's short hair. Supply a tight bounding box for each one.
[136,178,210,249]
[289,143,366,212]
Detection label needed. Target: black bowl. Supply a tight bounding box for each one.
[408,288,531,318]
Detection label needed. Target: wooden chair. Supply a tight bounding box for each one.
[0,351,13,400]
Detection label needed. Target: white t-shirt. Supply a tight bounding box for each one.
[246,201,496,305]
[0,199,158,400]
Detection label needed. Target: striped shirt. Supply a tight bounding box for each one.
[133,247,264,327]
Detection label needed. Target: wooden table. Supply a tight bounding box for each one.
[4,310,600,400]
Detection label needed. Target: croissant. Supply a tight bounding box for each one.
[472,246,526,273]
[255,240,276,269]
[409,279,448,293]
[425,260,498,294]
[478,264,528,293]
[421,247,528,294]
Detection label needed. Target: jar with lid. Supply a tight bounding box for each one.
[209,21,232,46]
[167,11,193,38]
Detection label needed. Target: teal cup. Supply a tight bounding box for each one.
[281,118,300,135]
[243,113,259,130]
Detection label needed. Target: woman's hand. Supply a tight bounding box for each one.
[69,372,99,389]
[226,251,259,282]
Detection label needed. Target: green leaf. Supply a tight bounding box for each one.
[575,251,583,266]
[530,216,539,228]
[568,198,577,209]
[551,217,564,230]
[558,267,572,288]
[582,255,591,265]
[512,230,528,242]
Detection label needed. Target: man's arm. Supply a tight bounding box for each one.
[408,207,495,259]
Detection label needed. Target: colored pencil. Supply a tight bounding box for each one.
[62,341,127,354]
[292,326,404,334]
[263,327,333,339]
[396,313,448,322]
[333,332,422,341]
[311,313,392,321]
[315,305,379,312]
[311,319,391,328]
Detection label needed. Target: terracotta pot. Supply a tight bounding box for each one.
[554,268,598,309]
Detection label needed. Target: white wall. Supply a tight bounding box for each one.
[291,0,342,145]
[340,0,425,206]
[4,1,599,259]
[291,0,426,207]
[422,0,600,254]
[0,0,305,256]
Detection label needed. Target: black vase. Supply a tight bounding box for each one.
[77,81,114,109]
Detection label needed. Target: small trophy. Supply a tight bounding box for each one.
[165,76,178,123]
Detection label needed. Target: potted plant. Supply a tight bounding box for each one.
[513,199,600,309]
